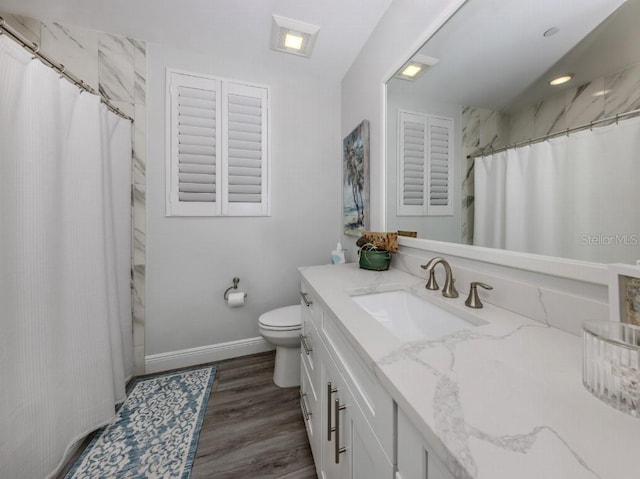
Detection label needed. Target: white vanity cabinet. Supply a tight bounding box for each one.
[396,409,455,479]
[300,284,323,467]
[300,279,394,479]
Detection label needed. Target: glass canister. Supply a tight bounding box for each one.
[583,320,640,417]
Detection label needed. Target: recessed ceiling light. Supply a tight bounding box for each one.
[394,54,439,81]
[284,33,303,50]
[549,74,573,86]
[271,15,320,58]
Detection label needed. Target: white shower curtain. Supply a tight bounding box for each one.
[474,116,640,263]
[0,35,132,479]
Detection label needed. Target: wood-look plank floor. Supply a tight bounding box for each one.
[57,351,317,479]
[191,351,317,479]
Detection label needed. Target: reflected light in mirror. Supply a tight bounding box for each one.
[402,64,422,77]
[548,74,573,85]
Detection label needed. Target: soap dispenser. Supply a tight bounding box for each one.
[331,242,346,264]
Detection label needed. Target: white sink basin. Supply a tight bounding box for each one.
[352,290,478,341]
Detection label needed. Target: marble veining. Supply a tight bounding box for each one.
[533,93,566,138]
[604,63,640,117]
[379,320,604,479]
[41,22,100,91]
[301,264,640,479]
[98,33,135,102]
[0,13,40,45]
[564,80,605,128]
[536,288,550,325]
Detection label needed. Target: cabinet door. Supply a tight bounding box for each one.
[320,350,345,479]
[397,408,455,479]
[322,348,394,479]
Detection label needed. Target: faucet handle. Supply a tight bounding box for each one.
[425,269,439,290]
[465,282,493,309]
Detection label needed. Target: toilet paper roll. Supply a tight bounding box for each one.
[227,291,245,307]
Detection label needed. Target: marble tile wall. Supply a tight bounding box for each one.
[1,13,147,375]
[509,62,640,143]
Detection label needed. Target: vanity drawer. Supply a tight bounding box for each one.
[300,280,322,330]
[300,310,320,385]
[322,309,394,461]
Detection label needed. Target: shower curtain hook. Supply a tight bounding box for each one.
[59,64,66,78]
[590,121,593,131]
[31,44,40,59]
[616,114,619,125]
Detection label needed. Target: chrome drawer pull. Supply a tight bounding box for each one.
[327,382,337,440]
[300,334,313,355]
[299,390,312,421]
[300,291,313,307]
[334,398,346,464]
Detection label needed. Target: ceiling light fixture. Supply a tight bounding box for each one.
[284,33,304,50]
[549,74,573,86]
[271,15,320,58]
[395,54,439,81]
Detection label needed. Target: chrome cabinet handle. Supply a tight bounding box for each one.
[299,390,312,421]
[334,398,346,464]
[300,334,313,355]
[300,291,313,307]
[327,382,337,440]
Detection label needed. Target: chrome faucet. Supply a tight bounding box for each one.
[420,257,458,298]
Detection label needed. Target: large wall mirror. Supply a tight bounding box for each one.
[386,0,639,266]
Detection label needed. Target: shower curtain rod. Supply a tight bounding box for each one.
[466,107,640,159]
[0,16,134,122]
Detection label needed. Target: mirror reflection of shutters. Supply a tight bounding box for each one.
[177,85,217,203]
[403,120,425,206]
[427,116,453,215]
[398,110,453,216]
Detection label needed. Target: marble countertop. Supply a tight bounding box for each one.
[299,263,640,479]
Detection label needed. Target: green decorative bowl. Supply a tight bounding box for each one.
[359,249,392,271]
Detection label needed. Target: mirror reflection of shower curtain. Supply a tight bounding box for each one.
[474,116,640,263]
[0,35,132,479]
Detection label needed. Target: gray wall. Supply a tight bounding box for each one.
[146,43,342,356]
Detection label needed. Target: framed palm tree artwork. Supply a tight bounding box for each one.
[343,120,370,236]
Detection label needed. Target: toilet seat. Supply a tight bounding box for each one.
[258,305,301,331]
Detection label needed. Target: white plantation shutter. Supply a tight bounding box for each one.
[398,111,426,215]
[222,82,269,216]
[426,116,453,215]
[398,110,453,216]
[166,70,270,216]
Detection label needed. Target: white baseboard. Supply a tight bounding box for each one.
[144,336,275,374]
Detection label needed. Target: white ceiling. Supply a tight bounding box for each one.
[389,0,628,112]
[0,0,395,82]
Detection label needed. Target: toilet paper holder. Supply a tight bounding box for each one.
[223,277,248,300]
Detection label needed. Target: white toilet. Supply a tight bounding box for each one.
[258,305,301,388]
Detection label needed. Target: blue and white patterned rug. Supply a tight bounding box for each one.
[65,365,216,479]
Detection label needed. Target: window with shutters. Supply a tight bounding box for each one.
[166,70,270,216]
[397,110,453,216]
